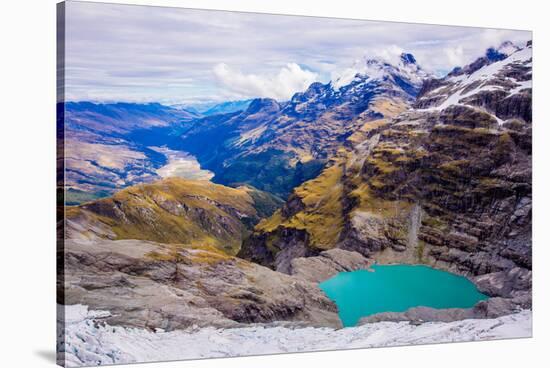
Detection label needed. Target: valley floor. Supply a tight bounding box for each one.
[58,305,532,367]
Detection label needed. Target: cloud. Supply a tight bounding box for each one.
[63,2,531,103]
[213,63,318,101]
[444,46,466,68]
[369,45,406,65]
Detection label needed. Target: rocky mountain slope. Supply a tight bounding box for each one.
[65,177,281,254]
[239,42,532,311]
[60,238,342,333]
[176,53,429,197]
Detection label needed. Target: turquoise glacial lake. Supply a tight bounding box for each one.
[319,264,488,327]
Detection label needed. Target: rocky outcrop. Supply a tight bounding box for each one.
[357,297,525,325]
[61,238,342,331]
[473,267,532,301]
[288,249,373,283]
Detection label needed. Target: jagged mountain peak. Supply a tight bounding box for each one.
[400,52,417,65]
[485,41,520,63]
[496,40,521,55]
[244,98,281,115]
[331,51,429,95]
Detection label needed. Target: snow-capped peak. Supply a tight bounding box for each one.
[496,41,521,57]
[331,52,429,90]
[484,41,520,63]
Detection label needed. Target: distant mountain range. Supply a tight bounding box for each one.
[62,43,532,205]
[61,99,257,202]
[171,99,254,116]
[62,52,431,200]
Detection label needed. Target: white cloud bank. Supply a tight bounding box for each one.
[213,63,318,100]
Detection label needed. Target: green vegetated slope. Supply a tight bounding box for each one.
[65,188,111,205]
[66,177,281,255]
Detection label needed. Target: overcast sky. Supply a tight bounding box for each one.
[63,1,531,104]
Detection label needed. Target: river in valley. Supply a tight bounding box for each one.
[149,146,214,181]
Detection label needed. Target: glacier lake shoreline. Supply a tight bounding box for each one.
[319,265,489,327]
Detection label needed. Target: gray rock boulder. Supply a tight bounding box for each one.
[288,249,373,282]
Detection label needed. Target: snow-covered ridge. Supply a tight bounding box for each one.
[454,45,531,86]
[417,42,532,119]
[495,41,521,57]
[58,304,532,367]
[284,51,430,116]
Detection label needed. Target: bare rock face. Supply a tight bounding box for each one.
[359,306,473,324]
[472,297,525,319]
[239,227,314,273]
[60,239,342,331]
[288,249,373,283]
[357,296,526,326]
[358,293,528,326]
[473,267,532,299]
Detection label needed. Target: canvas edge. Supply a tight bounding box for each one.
[56,2,67,367]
